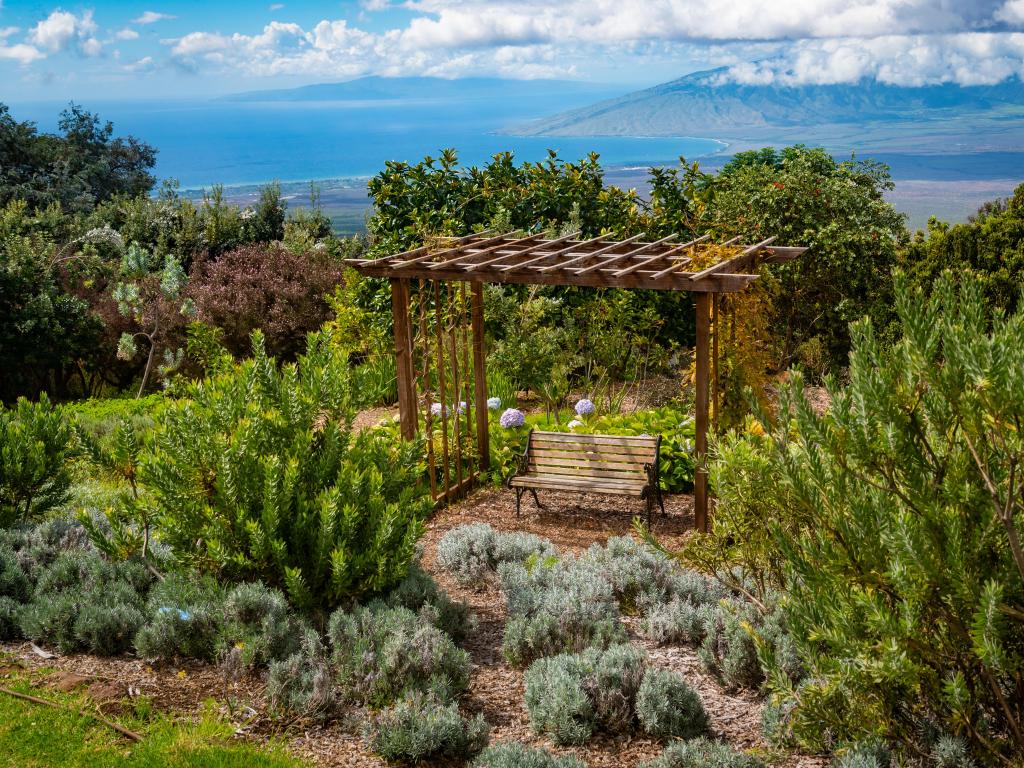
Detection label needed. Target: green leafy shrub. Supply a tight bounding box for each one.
[639,737,763,768]
[436,523,556,588]
[366,692,489,764]
[499,558,627,666]
[142,330,429,611]
[375,560,470,641]
[636,667,708,740]
[267,627,335,722]
[2,516,93,582]
[0,394,76,526]
[473,742,586,768]
[524,643,663,746]
[67,394,163,457]
[219,582,301,667]
[737,273,1024,762]
[328,603,470,707]
[134,572,224,661]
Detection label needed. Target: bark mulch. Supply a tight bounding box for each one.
[1,486,827,768]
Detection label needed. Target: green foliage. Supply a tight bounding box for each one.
[0,394,77,526]
[436,523,557,588]
[142,330,429,611]
[0,102,156,214]
[638,737,763,768]
[266,627,335,722]
[134,572,224,661]
[219,582,301,667]
[0,594,19,639]
[327,603,471,707]
[902,183,1024,316]
[473,742,586,768]
[499,557,627,666]
[636,667,709,740]
[732,273,1024,762]
[710,146,907,368]
[0,544,30,602]
[366,692,489,764]
[698,598,765,691]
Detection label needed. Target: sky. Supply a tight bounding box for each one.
[2,1,1024,101]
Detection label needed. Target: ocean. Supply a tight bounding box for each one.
[10,98,725,189]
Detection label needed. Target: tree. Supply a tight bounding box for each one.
[0,103,156,213]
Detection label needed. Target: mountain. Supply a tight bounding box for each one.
[224,76,622,104]
[509,68,1024,153]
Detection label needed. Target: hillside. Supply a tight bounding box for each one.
[509,68,1024,153]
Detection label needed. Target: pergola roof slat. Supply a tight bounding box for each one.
[689,235,777,282]
[463,230,581,272]
[575,233,679,275]
[427,232,543,269]
[345,231,807,294]
[536,232,646,273]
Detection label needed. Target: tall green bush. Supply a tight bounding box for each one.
[0,394,76,526]
[734,273,1024,762]
[142,329,429,611]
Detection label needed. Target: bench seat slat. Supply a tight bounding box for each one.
[527,463,647,481]
[511,475,647,495]
[529,455,649,472]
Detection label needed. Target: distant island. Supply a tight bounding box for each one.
[508,67,1024,155]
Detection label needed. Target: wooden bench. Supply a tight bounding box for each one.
[507,430,665,522]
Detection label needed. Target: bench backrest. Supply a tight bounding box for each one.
[526,430,659,484]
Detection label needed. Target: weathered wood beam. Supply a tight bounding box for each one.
[390,279,417,441]
[694,292,711,533]
[471,282,490,471]
[392,230,510,268]
[689,236,778,282]
[573,233,678,275]
[615,234,710,277]
[463,230,581,272]
[537,232,646,273]
[497,234,608,273]
[428,232,540,270]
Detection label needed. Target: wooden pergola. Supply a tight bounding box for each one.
[347,230,806,531]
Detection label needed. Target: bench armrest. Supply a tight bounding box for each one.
[504,428,534,488]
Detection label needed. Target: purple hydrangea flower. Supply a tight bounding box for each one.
[456,401,467,415]
[567,419,584,429]
[499,408,526,428]
[575,398,595,416]
[487,397,502,411]
[430,402,447,418]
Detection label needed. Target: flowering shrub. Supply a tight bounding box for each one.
[436,523,556,588]
[574,398,595,417]
[499,408,526,428]
[486,397,502,411]
[266,627,334,722]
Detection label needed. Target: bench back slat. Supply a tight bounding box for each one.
[525,430,658,483]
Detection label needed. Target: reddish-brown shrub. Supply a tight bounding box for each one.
[188,245,345,361]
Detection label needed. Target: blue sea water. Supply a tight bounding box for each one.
[11,98,726,189]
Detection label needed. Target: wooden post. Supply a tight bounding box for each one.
[391,279,416,441]
[471,282,490,471]
[712,293,720,432]
[694,293,711,533]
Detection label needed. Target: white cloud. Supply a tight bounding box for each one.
[0,42,44,65]
[115,28,140,41]
[269,3,285,10]
[27,9,101,56]
[134,11,176,25]
[154,1,1024,85]
[124,55,156,72]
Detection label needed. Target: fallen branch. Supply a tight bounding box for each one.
[0,685,142,742]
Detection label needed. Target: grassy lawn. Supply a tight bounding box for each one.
[0,675,305,768]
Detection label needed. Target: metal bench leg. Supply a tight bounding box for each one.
[530,489,544,510]
[645,493,653,527]
[658,489,666,517]
[515,488,523,518]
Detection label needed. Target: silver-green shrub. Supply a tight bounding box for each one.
[473,742,586,768]
[328,603,470,707]
[523,643,650,745]
[0,595,21,640]
[18,550,150,655]
[639,737,763,768]
[366,692,489,764]
[376,560,471,641]
[0,545,29,602]
[436,523,555,587]
[931,736,974,768]
[640,598,715,645]
[834,742,890,768]
[635,667,708,739]
[698,599,763,690]
[219,582,301,667]
[580,535,676,612]
[499,558,626,666]
[267,627,335,722]
[134,572,224,661]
